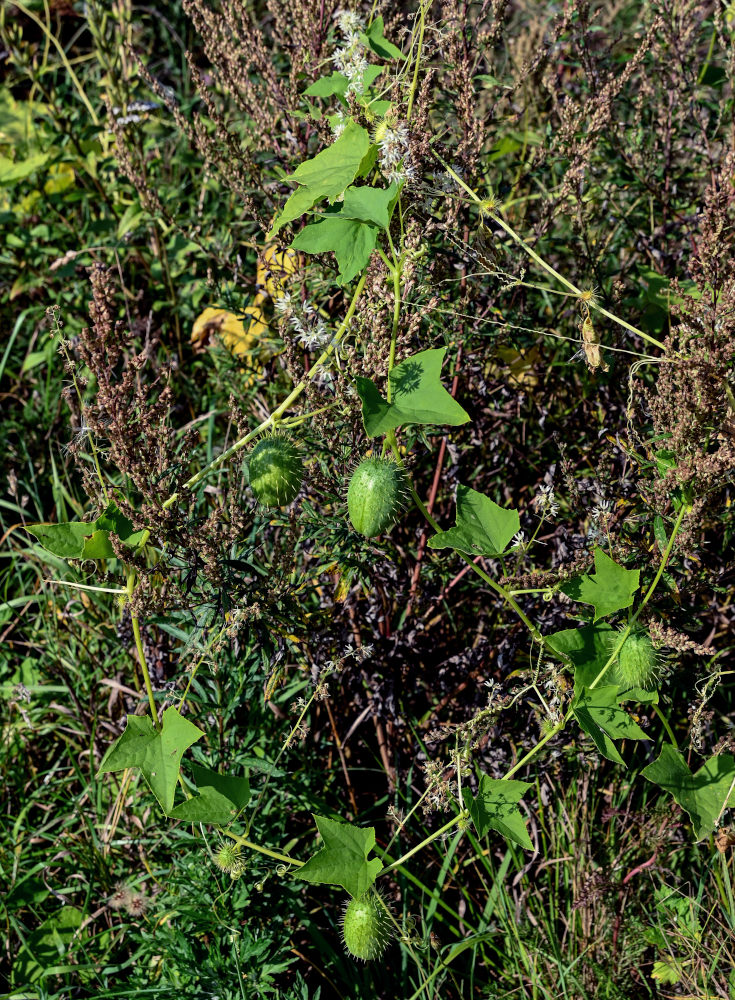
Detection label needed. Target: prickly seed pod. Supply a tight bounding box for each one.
[347,458,407,537]
[213,842,241,873]
[229,859,246,881]
[248,433,303,507]
[609,628,661,690]
[341,889,393,961]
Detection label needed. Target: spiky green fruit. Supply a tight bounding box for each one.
[213,842,241,873]
[341,891,392,961]
[248,434,303,507]
[347,458,406,537]
[609,629,660,690]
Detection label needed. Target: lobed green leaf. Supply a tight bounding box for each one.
[97,707,205,814]
[429,485,520,557]
[560,547,640,621]
[642,744,735,841]
[296,815,383,898]
[355,348,470,436]
[267,122,372,238]
[463,775,534,850]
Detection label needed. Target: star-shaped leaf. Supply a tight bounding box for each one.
[573,685,649,766]
[292,216,379,284]
[355,348,470,436]
[642,745,735,841]
[268,122,371,238]
[560,547,640,621]
[339,182,399,229]
[296,815,383,898]
[303,72,350,99]
[429,485,520,557]
[462,776,534,850]
[361,16,403,60]
[97,707,205,814]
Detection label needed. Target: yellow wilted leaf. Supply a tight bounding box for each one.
[44,162,76,195]
[488,346,539,388]
[581,314,609,372]
[256,245,301,299]
[190,303,268,357]
[334,573,351,602]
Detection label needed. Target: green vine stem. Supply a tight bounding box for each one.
[405,0,428,124]
[126,569,160,729]
[387,434,544,644]
[222,830,304,868]
[380,810,469,874]
[433,153,668,353]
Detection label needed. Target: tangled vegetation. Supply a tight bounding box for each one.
[2,1,735,997]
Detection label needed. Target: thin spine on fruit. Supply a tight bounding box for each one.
[608,627,662,690]
[213,842,241,873]
[340,888,393,961]
[248,432,303,507]
[346,456,408,537]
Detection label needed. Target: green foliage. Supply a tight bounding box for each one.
[297,815,383,898]
[4,0,735,995]
[361,16,404,60]
[168,763,251,825]
[355,348,470,436]
[293,216,380,285]
[268,122,373,238]
[560,547,640,621]
[462,776,534,850]
[98,708,205,814]
[546,623,660,704]
[572,685,649,766]
[429,485,520,556]
[26,502,147,560]
[13,906,83,986]
[642,745,735,840]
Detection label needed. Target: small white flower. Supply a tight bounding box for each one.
[591,499,612,520]
[511,530,527,551]
[274,292,292,314]
[336,9,365,37]
[378,126,409,168]
[331,47,347,71]
[313,369,335,388]
[533,484,560,518]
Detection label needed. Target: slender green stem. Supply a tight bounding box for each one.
[383,784,435,855]
[387,257,402,398]
[433,152,667,352]
[653,704,678,750]
[636,503,688,616]
[279,402,339,428]
[381,810,467,874]
[503,714,569,780]
[126,570,160,729]
[406,0,427,124]
[223,830,304,868]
